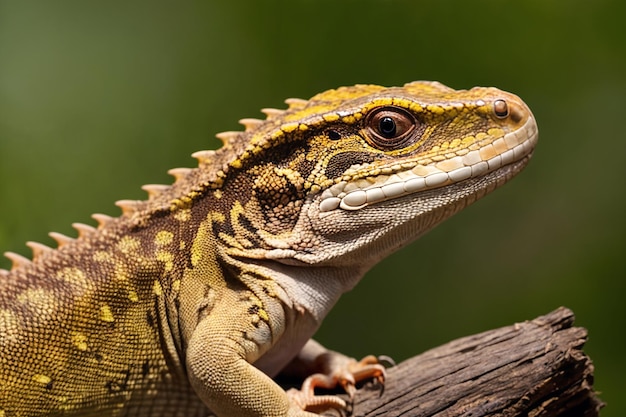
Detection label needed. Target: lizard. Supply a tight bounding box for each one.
[0,81,538,417]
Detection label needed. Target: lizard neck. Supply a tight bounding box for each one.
[249,260,368,323]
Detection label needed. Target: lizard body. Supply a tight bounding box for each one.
[0,81,538,416]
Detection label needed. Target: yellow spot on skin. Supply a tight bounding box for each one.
[230,159,243,169]
[117,236,140,254]
[184,215,226,292]
[128,290,139,302]
[280,122,299,133]
[0,309,19,344]
[488,127,505,137]
[156,251,174,272]
[155,230,174,246]
[174,208,191,222]
[392,97,413,109]
[179,240,186,250]
[360,97,394,114]
[462,135,476,145]
[113,267,129,284]
[248,296,270,323]
[257,308,269,322]
[56,267,88,288]
[17,288,56,316]
[426,104,445,115]
[340,115,357,124]
[33,374,52,385]
[213,189,223,199]
[153,280,163,296]
[100,305,115,323]
[322,113,340,122]
[171,195,194,211]
[71,333,89,351]
[172,279,181,292]
[93,251,112,263]
[211,212,225,222]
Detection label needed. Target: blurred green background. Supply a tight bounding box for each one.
[0,0,623,414]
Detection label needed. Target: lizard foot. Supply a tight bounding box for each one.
[286,353,387,413]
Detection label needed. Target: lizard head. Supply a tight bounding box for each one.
[170,81,537,270]
[0,81,536,297]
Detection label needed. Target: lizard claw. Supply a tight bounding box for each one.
[287,378,347,413]
[377,354,396,368]
[340,355,386,397]
[287,352,388,413]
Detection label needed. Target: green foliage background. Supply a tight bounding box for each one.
[1,1,624,414]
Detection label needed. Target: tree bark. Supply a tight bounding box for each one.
[328,307,603,417]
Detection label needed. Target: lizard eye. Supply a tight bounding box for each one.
[364,106,420,150]
[379,116,397,137]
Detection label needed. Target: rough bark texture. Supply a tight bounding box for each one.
[327,307,603,417]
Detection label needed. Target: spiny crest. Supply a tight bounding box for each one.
[257,96,308,119]
[2,214,112,271]
[3,214,112,272]
[72,223,96,238]
[4,251,32,271]
[49,232,74,246]
[141,184,169,198]
[260,108,285,119]
[211,95,309,148]
[238,118,264,131]
[284,97,309,109]
[190,150,216,165]
[215,131,242,146]
[25,241,53,259]
[131,95,314,214]
[114,200,144,216]
[92,213,114,228]
[168,167,194,181]
[2,94,312,274]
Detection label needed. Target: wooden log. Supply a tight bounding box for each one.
[324,307,603,416]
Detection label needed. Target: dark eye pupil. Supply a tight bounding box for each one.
[379,117,396,137]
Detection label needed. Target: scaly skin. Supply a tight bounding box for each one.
[0,81,538,416]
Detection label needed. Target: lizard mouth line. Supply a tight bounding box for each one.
[318,116,538,212]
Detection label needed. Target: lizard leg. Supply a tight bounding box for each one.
[283,339,388,412]
[185,293,318,417]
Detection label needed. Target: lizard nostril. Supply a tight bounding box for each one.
[327,129,341,140]
[494,99,509,118]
